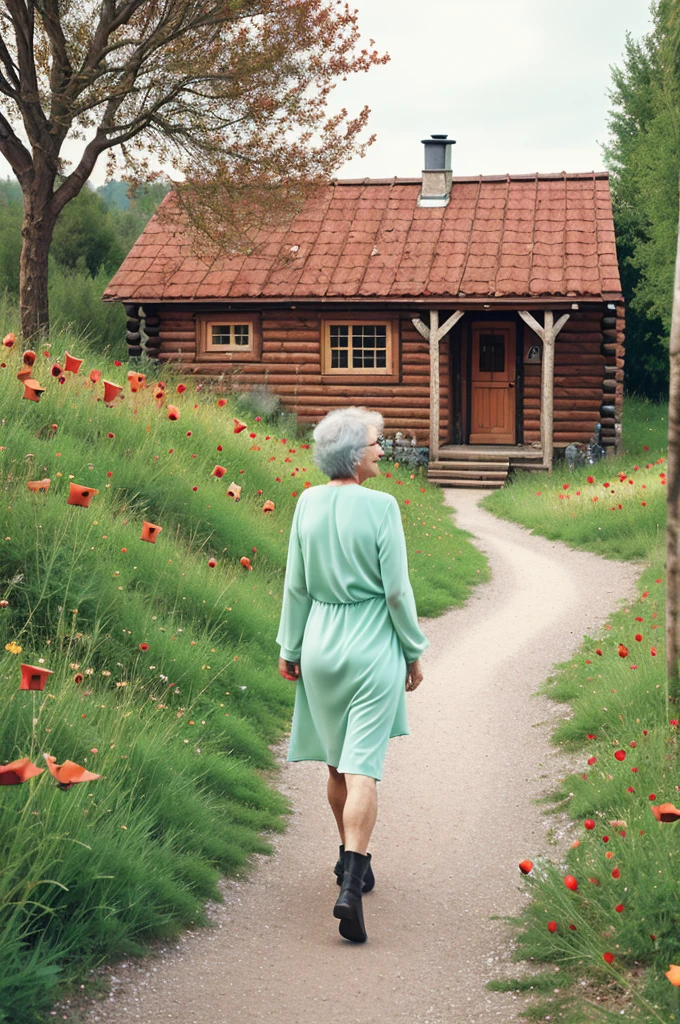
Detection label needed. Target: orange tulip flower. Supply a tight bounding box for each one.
[212,465,227,478]
[141,520,163,543]
[67,483,99,508]
[22,349,36,366]
[89,368,101,384]
[27,478,51,493]
[651,802,680,822]
[19,663,54,691]
[22,379,46,402]
[43,754,101,790]
[227,482,242,501]
[666,965,680,986]
[240,556,253,570]
[233,418,247,433]
[103,380,122,404]
[0,757,44,785]
[167,405,180,420]
[262,499,276,513]
[63,350,83,373]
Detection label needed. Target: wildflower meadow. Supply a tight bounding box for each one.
[0,303,488,1023]
[483,400,680,1023]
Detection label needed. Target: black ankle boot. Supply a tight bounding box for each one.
[333,849,371,942]
[334,844,375,893]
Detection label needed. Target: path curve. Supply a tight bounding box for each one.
[85,489,639,1024]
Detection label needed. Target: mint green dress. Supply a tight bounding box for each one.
[275,485,430,781]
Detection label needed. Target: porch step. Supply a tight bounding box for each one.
[437,448,516,462]
[427,458,510,490]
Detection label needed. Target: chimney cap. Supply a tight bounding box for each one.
[421,133,456,143]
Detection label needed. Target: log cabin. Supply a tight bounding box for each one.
[103,135,624,488]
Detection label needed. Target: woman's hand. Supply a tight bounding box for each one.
[278,656,300,682]
[405,657,423,692]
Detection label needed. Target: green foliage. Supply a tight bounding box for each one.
[0,309,488,1021]
[604,0,680,400]
[482,400,679,1023]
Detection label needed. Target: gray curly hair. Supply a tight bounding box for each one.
[312,407,384,480]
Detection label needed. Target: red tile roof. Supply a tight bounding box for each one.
[103,173,622,304]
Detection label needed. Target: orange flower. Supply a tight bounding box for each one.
[618,644,629,658]
[0,757,44,785]
[518,859,533,874]
[212,465,227,478]
[240,556,253,571]
[22,349,36,366]
[262,499,276,513]
[3,332,16,347]
[167,405,180,420]
[666,965,680,986]
[89,368,101,384]
[44,754,101,790]
[651,802,680,822]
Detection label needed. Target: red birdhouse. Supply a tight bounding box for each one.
[22,379,46,402]
[262,499,276,513]
[20,663,54,691]
[141,520,163,543]
[212,465,227,478]
[0,757,44,785]
[64,351,83,374]
[67,483,99,508]
[27,478,51,493]
[227,482,242,501]
[43,754,101,790]
[103,380,122,404]
[22,350,37,366]
[167,405,180,420]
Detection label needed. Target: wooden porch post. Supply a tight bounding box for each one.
[518,309,570,472]
[412,310,465,462]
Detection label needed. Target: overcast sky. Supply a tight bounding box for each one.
[1,0,655,187]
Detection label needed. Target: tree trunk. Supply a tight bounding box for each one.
[19,187,58,343]
[666,177,680,700]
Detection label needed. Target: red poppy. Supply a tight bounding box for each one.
[651,802,680,822]
[167,405,180,420]
[19,659,53,692]
[217,399,227,407]
[176,384,187,394]
[584,819,595,830]
[139,642,149,651]
[587,756,597,765]
[22,349,36,366]
[603,952,614,964]
[611,867,620,878]
[2,332,16,347]
[212,465,227,478]
[44,754,101,790]
[233,418,247,433]
[240,556,253,571]
[635,633,642,642]
[563,875,578,891]
[0,757,44,785]
[587,476,595,484]
[518,859,533,874]
[618,644,629,658]
[614,750,626,761]
[50,362,63,377]
[208,558,217,568]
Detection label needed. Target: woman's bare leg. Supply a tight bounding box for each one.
[327,765,347,845]
[342,773,377,855]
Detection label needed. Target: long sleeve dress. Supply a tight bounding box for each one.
[275,484,430,781]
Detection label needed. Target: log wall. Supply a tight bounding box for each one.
[136,302,624,453]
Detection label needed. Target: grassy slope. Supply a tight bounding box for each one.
[0,327,488,1023]
[482,398,678,1024]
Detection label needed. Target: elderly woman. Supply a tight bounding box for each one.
[275,406,429,944]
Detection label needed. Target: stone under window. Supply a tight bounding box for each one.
[321,319,398,380]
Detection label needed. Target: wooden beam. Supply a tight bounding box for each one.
[412,310,465,460]
[519,309,569,472]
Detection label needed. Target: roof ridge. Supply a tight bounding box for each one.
[331,172,609,185]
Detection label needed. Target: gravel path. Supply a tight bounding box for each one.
[85,488,639,1024]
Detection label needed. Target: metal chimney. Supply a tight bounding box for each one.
[418,134,456,207]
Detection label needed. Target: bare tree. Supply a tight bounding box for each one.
[0,0,386,339]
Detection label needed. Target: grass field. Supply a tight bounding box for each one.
[0,307,489,1024]
[483,398,678,1024]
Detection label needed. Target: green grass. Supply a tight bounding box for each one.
[481,398,679,1024]
[0,303,489,1023]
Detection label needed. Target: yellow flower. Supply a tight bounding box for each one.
[5,641,22,654]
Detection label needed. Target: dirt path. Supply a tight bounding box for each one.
[85,489,639,1024]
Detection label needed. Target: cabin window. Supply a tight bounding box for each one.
[195,313,262,361]
[321,319,396,376]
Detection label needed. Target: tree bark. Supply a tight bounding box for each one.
[18,173,58,339]
[666,177,680,700]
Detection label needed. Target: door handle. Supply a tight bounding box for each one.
[508,381,516,388]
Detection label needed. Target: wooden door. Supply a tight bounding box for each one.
[469,323,516,444]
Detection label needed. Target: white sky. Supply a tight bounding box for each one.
[0,0,655,186]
